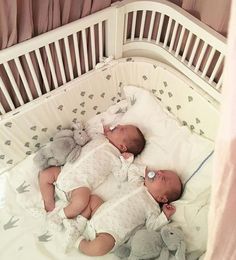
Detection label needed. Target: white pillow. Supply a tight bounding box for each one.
[119,85,214,253]
[120,85,214,183]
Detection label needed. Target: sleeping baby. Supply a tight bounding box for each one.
[74,161,183,256]
[38,123,146,229]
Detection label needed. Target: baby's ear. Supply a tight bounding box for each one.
[120,144,127,152]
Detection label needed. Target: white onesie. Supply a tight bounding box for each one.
[55,135,121,199]
[82,179,169,250]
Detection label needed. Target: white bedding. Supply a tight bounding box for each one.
[0,86,213,259]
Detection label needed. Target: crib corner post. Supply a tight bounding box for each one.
[105,5,125,59]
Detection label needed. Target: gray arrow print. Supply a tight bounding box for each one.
[16,181,30,193]
[3,216,20,230]
[38,231,52,242]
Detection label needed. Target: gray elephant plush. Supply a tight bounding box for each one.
[115,225,203,260]
[33,122,91,170]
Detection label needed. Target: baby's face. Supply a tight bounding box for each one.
[104,124,138,152]
[145,170,181,203]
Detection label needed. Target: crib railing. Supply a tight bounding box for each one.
[119,0,226,102]
[0,0,226,117]
[0,5,118,117]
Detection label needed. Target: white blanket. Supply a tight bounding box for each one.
[0,154,122,260]
[0,102,129,260]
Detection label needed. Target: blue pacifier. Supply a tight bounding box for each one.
[147,171,156,180]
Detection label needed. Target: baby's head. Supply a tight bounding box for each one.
[145,169,183,203]
[104,124,145,156]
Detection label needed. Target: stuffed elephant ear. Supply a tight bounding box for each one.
[175,240,186,260]
[187,250,204,260]
[161,225,186,260]
[156,247,169,260]
[114,244,131,259]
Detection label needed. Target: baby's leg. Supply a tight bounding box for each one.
[80,194,104,219]
[63,187,91,219]
[39,166,61,212]
[79,233,115,256]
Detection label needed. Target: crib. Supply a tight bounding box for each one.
[0,0,226,259]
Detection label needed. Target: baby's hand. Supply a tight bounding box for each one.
[121,152,134,160]
[103,125,110,134]
[162,204,176,219]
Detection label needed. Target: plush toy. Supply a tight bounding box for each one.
[33,122,91,170]
[115,225,203,260]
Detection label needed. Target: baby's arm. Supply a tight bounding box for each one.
[145,204,176,231]
[112,153,134,182]
[145,209,170,231]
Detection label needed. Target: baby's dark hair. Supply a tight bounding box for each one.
[167,176,184,202]
[126,127,146,156]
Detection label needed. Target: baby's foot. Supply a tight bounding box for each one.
[46,208,64,232]
[63,215,87,253]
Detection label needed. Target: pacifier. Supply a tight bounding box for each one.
[147,171,156,181]
[109,125,116,130]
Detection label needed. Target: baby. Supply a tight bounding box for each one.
[75,167,183,256]
[38,124,146,223]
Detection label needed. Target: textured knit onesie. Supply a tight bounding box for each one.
[82,164,169,250]
[55,135,121,200]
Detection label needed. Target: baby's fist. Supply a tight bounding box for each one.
[162,204,176,219]
[121,152,134,160]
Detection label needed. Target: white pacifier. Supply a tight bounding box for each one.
[109,125,116,130]
[147,171,156,180]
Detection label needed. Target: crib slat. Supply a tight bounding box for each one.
[14,57,33,101]
[188,36,200,67]
[98,22,103,61]
[82,29,89,73]
[209,53,224,84]
[216,74,223,90]
[156,13,164,44]
[163,17,172,48]
[201,48,216,78]
[175,26,186,57]
[0,76,15,110]
[54,41,66,84]
[64,37,74,80]
[35,49,50,92]
[25,53,42,96]
[124,13,128,43]
[3,62,24,105]
[0,101,6,115]
[147,11,155,42]
[45,45,58,88]
[181,31,193,62]
[139,10,146,40]
[72,33,82,76]
[169,21,179,52]
[89,25,96,68]
[194,42,208,72]
[131,11,137,41]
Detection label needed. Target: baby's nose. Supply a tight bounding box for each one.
[157,170,164,176]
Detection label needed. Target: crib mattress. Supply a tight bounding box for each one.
[0,58,217,260]
[0,154,124,260]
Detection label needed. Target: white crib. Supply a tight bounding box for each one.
[0,0,226,259]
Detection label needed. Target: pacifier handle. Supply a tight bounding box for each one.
[147,171,156,179]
